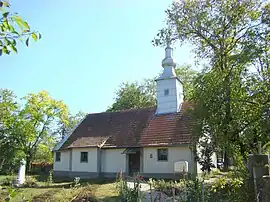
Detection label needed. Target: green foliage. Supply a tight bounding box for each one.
[0,89,71,173]
[0,89,22,173]
[116,174,142,202]
[196,136,216,173]
[0,176,15,186]
[175,65,199,100]
[107,81,156,112]
[0,0,41,56]
[5,186,18,201]
[54,111,86,141]
[207,176,252,202]
[33,142,54,164]
[149,176,252,202]
[17,91,69,170]
[149,178,204,201]
[263,141,270,154]
[154,0,270,169]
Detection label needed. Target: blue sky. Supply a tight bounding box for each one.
[1,0,195,114]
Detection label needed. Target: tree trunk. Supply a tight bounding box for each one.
[223,72,232,172]
[223,150,229,171]
[26,154,32,174]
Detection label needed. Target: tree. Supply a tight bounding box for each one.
[0,89,87,173]
[153,0,269,170]
[107,65,199,112]
[175,65,199,100]
[0,0,40,55]
[0,89,20,173]
[107,81,156,112]
[196,134,216,173]
[17,91,68,170]
[33,138,55,164]
[55,111,86,141]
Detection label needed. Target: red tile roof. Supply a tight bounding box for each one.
[60,102,194,150]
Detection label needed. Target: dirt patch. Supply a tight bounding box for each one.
[70,185,98,202]
[32,190,59,202]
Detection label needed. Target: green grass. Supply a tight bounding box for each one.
[0,176,119,202]
[0,175,15,181]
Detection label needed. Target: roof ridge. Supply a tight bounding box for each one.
[87,107,156,116]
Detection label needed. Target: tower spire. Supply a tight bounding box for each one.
[158,42,177,79]
[155,41,183,114]
[162,42,176,68]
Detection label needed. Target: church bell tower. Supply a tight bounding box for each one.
[155,43,183,114]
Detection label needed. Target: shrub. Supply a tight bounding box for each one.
[116,173,144,202]
[207,176,252,202]
[5,187,18,201]
[1,176,16,186]
[148,177,204,201]
[23,176,37,187]
[211,168,222,176]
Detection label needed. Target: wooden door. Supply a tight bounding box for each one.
[129,151,140,176]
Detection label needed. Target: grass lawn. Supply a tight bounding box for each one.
[0,177,120,202]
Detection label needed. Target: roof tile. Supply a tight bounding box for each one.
[60,102,194,149]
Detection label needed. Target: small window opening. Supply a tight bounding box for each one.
[164,89,169,96]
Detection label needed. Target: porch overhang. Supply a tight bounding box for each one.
[122,148,140,154]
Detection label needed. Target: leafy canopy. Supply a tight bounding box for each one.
[0,0,41,55]
[153,0,270,169]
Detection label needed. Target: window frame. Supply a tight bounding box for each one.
[55,152,61,162]
[80,152,88,163]
[157,148,168,161]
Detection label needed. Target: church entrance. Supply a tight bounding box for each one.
[128,151,140,176]
[122,148,141,176]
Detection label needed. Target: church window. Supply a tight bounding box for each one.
[164,89,169,96]
[55,152,61,162]
[157,148,168,161]
[80,152,88,163]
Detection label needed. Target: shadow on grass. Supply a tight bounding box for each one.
[51,177,116,185]
[99,195,120,202]
[33,174,49,182]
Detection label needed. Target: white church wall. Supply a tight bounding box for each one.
[143,146,194,174]
[101,148,126,173]
[71,148,98,172]
[53,150,70,171]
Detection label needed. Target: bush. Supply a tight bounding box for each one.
[116,173,144,202]
[149,178,203,201]
[149,176,252,202]
[0,176,16,186]
[206,176,253,202]
[23,176,37,187]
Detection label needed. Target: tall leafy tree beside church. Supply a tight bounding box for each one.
[18,91,69,170]
[0,89,21,172]
[153,0,269,169]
